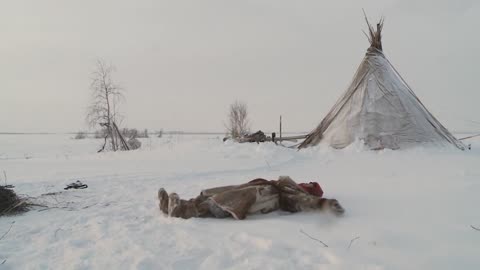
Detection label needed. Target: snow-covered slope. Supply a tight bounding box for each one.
[0,134,479,270]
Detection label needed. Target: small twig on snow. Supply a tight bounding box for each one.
[82,203,97,209]
[37,206,71,212]
[347,236,360,250]
[300,229,328,247]
[0,221,15,241]
[471,225,480,231]
[264,159,271,170]
[1,259,6,265]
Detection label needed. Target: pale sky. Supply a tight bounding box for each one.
[1,0,479,133]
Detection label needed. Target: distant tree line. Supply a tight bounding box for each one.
[75,128,163,140]
[120,128,149,139]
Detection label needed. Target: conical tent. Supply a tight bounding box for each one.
[299,19,465,150]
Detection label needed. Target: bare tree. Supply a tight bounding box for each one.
[226,100,250,139]
[86,59,124,152]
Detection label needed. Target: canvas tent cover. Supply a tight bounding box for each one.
[299,21,465,150]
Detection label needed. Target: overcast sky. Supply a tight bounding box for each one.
[1,0,479,133]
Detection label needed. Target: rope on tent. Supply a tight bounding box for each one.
[458,133,480,141]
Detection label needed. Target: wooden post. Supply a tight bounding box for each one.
[279,115,282,142]
[112,122,130,151]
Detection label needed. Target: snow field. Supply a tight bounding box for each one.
[0,134,479,269]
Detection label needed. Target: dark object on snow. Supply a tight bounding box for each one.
[0,186,28,216]
[225,130,306,144]
[158,176,344,220]
[127,137,141,150]
[239,130,267,143]
[64,181,88,190]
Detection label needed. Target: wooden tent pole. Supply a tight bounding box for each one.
[279,115,282,141]
[112,122,130,151]
[459,133,480,141]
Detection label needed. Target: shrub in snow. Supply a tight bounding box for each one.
[121,128,149,139]
[74,131,87,140]
[0,186,29,216]
[128,138,141,150]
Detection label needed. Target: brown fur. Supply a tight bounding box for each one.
[159,176,345,219]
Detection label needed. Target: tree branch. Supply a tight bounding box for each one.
[347,236,360,250]
[300,229,328,248]
[0,221,15,241]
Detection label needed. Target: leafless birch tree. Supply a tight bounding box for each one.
[226,100,250,139]
[86,59,124,152]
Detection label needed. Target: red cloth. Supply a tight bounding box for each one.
[298,182,323,197]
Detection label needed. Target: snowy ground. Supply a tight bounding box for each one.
[0,134,479,270]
